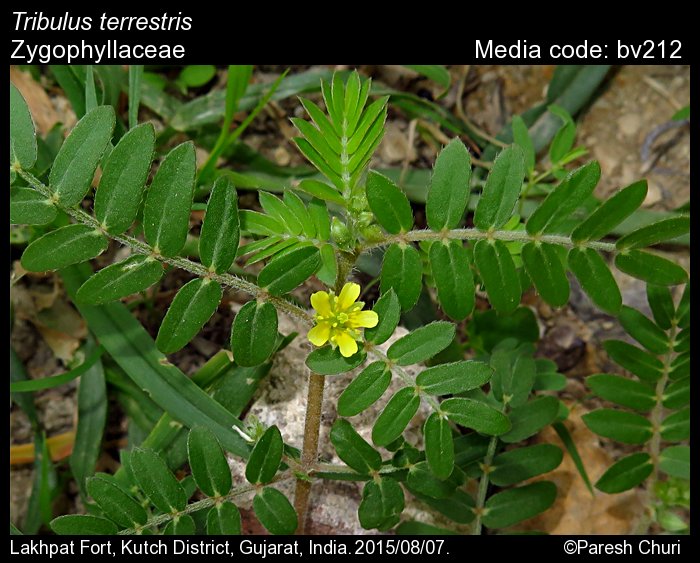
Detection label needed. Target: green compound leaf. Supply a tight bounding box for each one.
[21,224,108,272]
[358,478,404,531]
[618,306,669,355]
[474,144,525,230]
[50,515,118,535]
[10,83,37,169]
[615,250,688,286]
[86,475,147,528]
[586,374,656,412]
[76,255,163,305]
[659,446,690,480]
[50,105,115,206]
[500,396,559,443]
[258,246,321,296]
[366,171,413,234]
[423,413,454,479]
[522,242,569,307]
[429,240,475,321]
[526,161,601,235]
[330,418,382,474]
[94,122,155,234]
[380,244,422,312]
[595,453,652,494]
[387,321,456,366]
[163,514,195,535]
[306,346,366,375]
[511,115,535,172]
[603,340,663,382]
[490,444,563,487]
[617,216,690,250]
[337,362,391,417]
[187,426,232,498]
[661,407,689,441]
[426,138,471,230]
[246,426,284,485]
[230,301,278,367]
[474,239,521,313]
[207,502,242,535]
[582,409,653,445]
[441,397,511,435]
[253,487,298,535]
[130,448,187,513]
[646,284,675,330]
[482,482,557,529]
[10,187,57,225]
[143,141,196,257]
[200,176,240,274]
[372,387,420,447]
[663,377,690,410]
[568,248,622,314]
[571,180,648,243]
[416,360,492,396]
[156,278,222,354]
[364,289,400,345]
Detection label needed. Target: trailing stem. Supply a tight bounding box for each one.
[635,323,678,534]
[361,228,617,254]
[17,169,313,327]
[119,471,294,535]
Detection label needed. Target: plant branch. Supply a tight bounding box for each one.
[360,228,618,254]
[635,322,678,535]
[472,434,499,535]
[18,169,314,327]
[119,470,294,534]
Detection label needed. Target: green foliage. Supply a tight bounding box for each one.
[426,138,471,230]
[230,301,278,367]
[50,106,115,206]
[246,426,284,485]
[156,278,223,354]
[94,123,154,234]
[143,142,196,257]
[584,285,689,533]
[11,68,690,538]
[253,487,298,535]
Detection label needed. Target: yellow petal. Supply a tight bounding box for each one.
[307,322,331,347]
[333,331,358,357]
[348,310,379,329]
[337,282,361,311]
[310,291,332,317]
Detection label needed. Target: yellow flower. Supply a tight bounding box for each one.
[308,282,379,357]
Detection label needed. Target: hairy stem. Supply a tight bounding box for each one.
[472,434,499,536]
[360,228,617,254]
[294,371,326,534]
[635,323,678,535]
[18,169,314,326]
